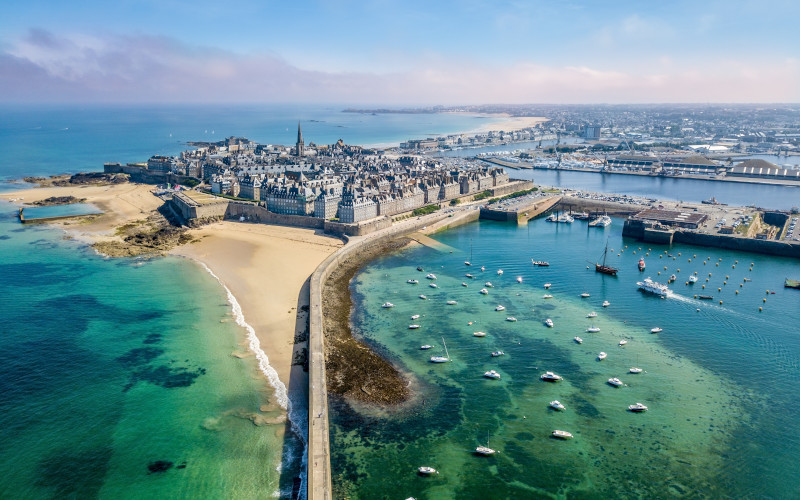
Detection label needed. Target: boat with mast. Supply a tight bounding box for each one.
[430,337,451,363]
[595,240,619,276]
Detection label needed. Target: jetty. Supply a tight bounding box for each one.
[480,194,561,223]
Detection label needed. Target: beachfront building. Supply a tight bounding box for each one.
[263,182,317,216]
[339,189,378,223]
[314,190,341,219]
[238,174,263,201]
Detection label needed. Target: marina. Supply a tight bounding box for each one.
[330,213,800,499]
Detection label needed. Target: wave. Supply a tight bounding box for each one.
[199,263,308,499]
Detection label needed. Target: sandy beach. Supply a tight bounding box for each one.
[466,113,549,134]
[171,222,343,395]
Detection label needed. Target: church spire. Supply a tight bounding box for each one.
[296,121,304,157]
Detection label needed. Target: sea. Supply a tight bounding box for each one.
[333,217,800,499]
[0,104,798,499]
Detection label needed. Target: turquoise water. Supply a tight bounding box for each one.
[331,217,800,499]
[0,207,296,498]
[21,203,102,219]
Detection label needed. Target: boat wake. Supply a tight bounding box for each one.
[200,263,308,499]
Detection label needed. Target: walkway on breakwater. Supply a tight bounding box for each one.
[306,205,480,499]
[480,194,561,223]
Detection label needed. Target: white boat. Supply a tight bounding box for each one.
[382,302,394,308]
[430,338,451,363]
[479,288,489,295]
[465,273,474,279]
[461,282,468,287]
[550,400,566,411]
[491,351,504,357]
[540,371,562,382]
[629,367,643,374]
[485,282,494,287]
[628,402,648,412]
[481,266,486,272]
[688,275,698,283]
[506,317,517,322]
[608,377,623,387]
[447,300,458,305]
[543,294,553,299]
[637,277,671,297]
[619,340,628,346]
[419,294,427,300]
[557,213,574,224]
[544,318,554,328]
[586,326,600,333]
[516,276,523,283]
[473,331,487,337]
[602,300,611,307]
[543,283,552,289]
[465,261,471,266]
[574,336,583,344]
[497,269,504,275]
[429,283,438,288]
[546,213,557,222]
[552,430,573,439]
[589,215,612,227]
[426,273,437,280]
[409,324,420,329]
[586,311,598,318]
[484,370,501,379]
[650,327,663,334]
[597,352,607,360]
[411,314,420,320]
[580,292,590,298]
[669,274,677,282]
[474,445,496,456]
[418,466,438,475]
[407,279,419,284]
[495,305,506,311]
[420,345,432,350]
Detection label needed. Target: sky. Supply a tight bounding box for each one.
[1,0,799,104]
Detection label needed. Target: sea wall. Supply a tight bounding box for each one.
[306,207,479,500]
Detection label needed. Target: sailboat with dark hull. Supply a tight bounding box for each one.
[595,241,619,276]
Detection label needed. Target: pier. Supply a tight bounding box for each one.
[480,194,561,223]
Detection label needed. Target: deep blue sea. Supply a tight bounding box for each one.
[332,217,800,499]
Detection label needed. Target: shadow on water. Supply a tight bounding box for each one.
[279,277,312,500]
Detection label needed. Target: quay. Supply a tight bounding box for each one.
[480,194,561,223]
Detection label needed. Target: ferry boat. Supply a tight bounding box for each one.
[550,400,566,411]
[484,370,501,379]
[407,279,419,284]
[628,402,648,412]
[637,277,671,297]
[638,258,646,272]
[608,377,623,387]
[382,302,394,308]
[551,430,573,439]
[540,371,563,382]
[589,215,612,227]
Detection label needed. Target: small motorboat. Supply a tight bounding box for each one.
[491,351,505,357]
[506,317,517,322]
[698,295,714,300]
[586,311,598,318]
[481,266,486,272]
[543,283,552,289]
[464,261,471,266]
[426,273,437,280]
[485,282,494,288]
[628,402,648,412]
[602,301,611,307]
[580,292,590,298]
[429,283,438,288]
[411,314,420,320]
[479,288,489,295]
[543,294,553,299]
[465,273,474,279]
[419,295,427,300]
[688,275,698,283]
[629,367,643,374]
[516,277,523,283]
[540,371,562,382]
[597,352,607,360]
[497,270,503,275]
[382,302,394,308]
[650,327,663,334]
[586,326,600,333]
[409,324,420,329]
[574,336,583,344]
[418,466,438,475]
[447,300,458,305]
[495,305,506,311]
[484,370,501,379]
[549,400,566,411]
[608,377,623,387]
[473,331,487,337]
[545,318,554,327]
[619,340,628,346]
[417,266,424,272]
[669,274,677,282]
[551,430,573,440]
[407,279,419,284]
[420,345,432,350]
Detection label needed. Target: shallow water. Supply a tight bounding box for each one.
[331,217,800,499]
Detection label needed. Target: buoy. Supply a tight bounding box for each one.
[703,261,706,265]
[709,273,712,276]
[658,271,661,275]
[719,300,723,304]
[763,298,767,302]
[735,290,739,294]
[735,260,738,264]
[759,307,762,311]
[718,287,721,292]
[659,255,663,258]
[686,282,689,285]
[625,245,628,249]
[673,257,676,260]
[740,284,743,287]
[697,308,700,312]
[693,254,697,258]
[723,281,727,285]
[688,259,692,262]
[678,252,681,256]
[633,251,636,254]
[694,295,698,298]
[751,262,754,266]
[646,252,649,256]
[726,275,729,279]
[716,263,719,267]
[766,290,769,294]
[719,258,722,261]
[732,265,735,269]
[702,285,705,289]
[664,266,668,270]
[677,269,680,273]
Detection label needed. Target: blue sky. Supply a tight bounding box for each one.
[2,0,799,103]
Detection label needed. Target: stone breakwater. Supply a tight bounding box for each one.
[306,207,479,499]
